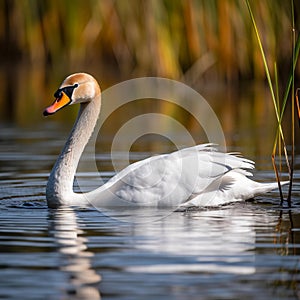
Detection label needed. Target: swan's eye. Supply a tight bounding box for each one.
[54,90,63,100]
[54,84,78,101]
[61,84,79,99]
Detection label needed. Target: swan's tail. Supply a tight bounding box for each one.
[254,180,289,194]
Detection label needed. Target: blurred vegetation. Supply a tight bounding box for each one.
[0,0,299,83]
[0,0,299,145]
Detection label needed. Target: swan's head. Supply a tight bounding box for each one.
[43,73,100,116]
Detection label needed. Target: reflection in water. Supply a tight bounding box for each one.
[125,206,257,275]
[48,208,101,300]
[96,205,300,299]
[276,209,300,256]
[1,65,299,157]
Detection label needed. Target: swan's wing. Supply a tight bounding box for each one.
[95,144,255,207]
[105,143,218,185]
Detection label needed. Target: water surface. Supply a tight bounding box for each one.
[1,120,300,300]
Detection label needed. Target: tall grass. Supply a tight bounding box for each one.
[246,0,300,206]
[0,0,298,82]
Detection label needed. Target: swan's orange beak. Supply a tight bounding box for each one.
[43,92,71,116]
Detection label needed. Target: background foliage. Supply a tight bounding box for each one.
[1,0,299,83]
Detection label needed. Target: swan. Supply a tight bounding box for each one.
[43,72,285,209]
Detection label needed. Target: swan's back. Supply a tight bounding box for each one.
[87,144,276,208]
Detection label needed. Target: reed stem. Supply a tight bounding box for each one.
[246,0,300,206]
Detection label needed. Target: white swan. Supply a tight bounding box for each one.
[44,73,284,209]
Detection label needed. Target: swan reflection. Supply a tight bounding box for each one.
[125,205,264,275]
[48,208,101,300]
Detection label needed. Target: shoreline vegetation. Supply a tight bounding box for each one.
[1,0,299,83]
[1,1,299,129]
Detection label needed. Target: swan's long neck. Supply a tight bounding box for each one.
[46,95,101,208]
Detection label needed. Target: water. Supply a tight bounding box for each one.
[1,121,300,300]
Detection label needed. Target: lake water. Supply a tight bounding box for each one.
[1,120,300,300]
[1,80,300,300]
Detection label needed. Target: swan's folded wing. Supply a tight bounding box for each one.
[99,145,255,207]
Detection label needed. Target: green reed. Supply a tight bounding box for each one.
[246,0,300,206]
